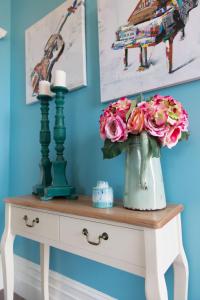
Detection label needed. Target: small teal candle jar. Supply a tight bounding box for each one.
[92,181,113,208]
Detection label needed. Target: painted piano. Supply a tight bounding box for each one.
[112,0,198,73]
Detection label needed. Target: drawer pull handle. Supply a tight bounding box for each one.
[23,215,39,228]
[82,228,109,246]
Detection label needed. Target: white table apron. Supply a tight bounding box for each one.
[1,202,188,300]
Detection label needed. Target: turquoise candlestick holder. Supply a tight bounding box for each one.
[42,86,77,201]
[33,94,52,197]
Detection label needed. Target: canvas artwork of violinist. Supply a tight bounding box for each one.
[98,0,199,102]
[25,0,86,104]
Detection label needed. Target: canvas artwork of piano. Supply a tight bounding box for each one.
[98,0,199,102]
[25,0,86,104]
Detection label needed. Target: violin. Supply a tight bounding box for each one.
[31,0,81,96]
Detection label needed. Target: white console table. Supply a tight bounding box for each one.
[1,195,188,300]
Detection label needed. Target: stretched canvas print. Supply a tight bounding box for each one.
[98,0,199,102]
[26,0,86,104]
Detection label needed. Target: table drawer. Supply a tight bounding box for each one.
[11,206,59,241]
[60,216,145,267]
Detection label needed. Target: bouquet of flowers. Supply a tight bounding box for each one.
[99,95,189,159]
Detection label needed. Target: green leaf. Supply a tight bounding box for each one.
[126,100,137,122]
[145,96,153,103]
[180,131,190,141]
[101,135,142,159]
[101,139,125,159]
[148,135,161,158]
[136,94,143,103]
[121,135,134,151]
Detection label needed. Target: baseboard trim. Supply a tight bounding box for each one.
[13,255,116,300]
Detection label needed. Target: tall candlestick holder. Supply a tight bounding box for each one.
[43,86,77,200]
[33,94,52,197]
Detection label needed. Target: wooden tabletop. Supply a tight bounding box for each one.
[5,195,183,229]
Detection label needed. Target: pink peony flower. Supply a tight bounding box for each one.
[160,126,182,149]
[178,109,189,132]
[151,94,168,108]
[153,95,178,108]
[154,110,168,126]
[99,114,107,140]
[138,101,149,112]
[99,94,189,153]
[111,97,131,113]
[105,115,128,142]
[142,95,189,141]
[102,105,114,118]
[127,107,144,134]
[144,110,169,137]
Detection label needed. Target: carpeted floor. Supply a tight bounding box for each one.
[0,290,25,300]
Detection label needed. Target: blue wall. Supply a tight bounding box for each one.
[0,0,11,235]
[9,0,200,299]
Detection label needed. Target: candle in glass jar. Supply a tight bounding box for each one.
[54,70,67,88]
[39,80,51,96]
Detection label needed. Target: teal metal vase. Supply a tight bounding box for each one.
[124,135,166,211]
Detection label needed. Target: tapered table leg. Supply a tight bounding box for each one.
[173,215,189,300]
[144,230,168,300]
[1,204,15,300]
[40,243,50,300]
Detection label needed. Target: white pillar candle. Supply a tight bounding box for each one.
[39,80,51,96]
[0,27,7,39]
[54,70,67,88]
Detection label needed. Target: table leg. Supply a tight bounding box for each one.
[144,230,168,300]
[40,243,50,300]
[145,273,168,300]
[1,204,15,300]
[173,215,189,300]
